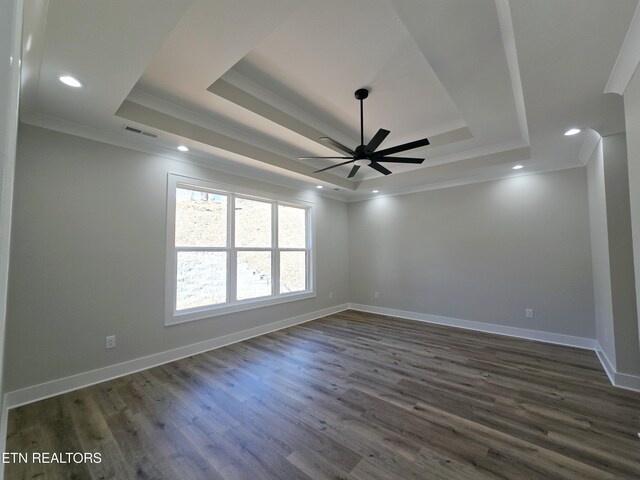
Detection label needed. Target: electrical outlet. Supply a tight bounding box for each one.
[106,335,116,349]
[525,308,534,319]
[328,292,333,299]
[374,291,379,299]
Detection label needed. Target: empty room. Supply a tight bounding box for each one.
[2,0,640,478]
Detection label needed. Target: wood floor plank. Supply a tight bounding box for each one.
[6,310,640,479]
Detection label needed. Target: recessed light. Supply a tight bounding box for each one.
[177,145,189,152]
[512,164,523,170]
[372,190,379,193]
[316,185,323,189]
[59,75,82,88]
[564,128,581,136]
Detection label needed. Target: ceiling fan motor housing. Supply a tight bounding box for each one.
[355,88,369,100]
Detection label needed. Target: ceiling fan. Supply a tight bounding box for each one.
[299,88,430,178]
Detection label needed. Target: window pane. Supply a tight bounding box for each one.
[235,198,271,247]
[175,188,227,247]
[278,205,306,248]
[280,251,306,293]
[176,251,226,310]
[237,251,271,300]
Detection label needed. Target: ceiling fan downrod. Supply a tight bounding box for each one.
[355,88,368,148]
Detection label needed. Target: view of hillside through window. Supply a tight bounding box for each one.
[174,187,308,312]
[278,205,306,293]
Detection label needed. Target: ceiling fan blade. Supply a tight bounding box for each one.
[366,128,390,152]
[319,137,355,156]
[376,137,430,156]
[299,156,352,160]
[369,162,392,176]
[314,158,356,173]
[377,157,424,164]
[347,164,361,178]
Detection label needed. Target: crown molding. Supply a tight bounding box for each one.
[20,112,350,202]
[605,2,640,95]
[577,128,602,166]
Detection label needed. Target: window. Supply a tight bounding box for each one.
[165,174,314,325]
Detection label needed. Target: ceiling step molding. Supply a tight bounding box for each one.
[495,0,530,145]
[116,100,356,190]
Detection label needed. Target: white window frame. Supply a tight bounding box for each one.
[165,173,315,326]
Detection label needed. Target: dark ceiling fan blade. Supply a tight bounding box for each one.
[366,128,390,152]
[347,164,361,178]
[319,137,355,156]
[369,162,392,176]
[376,157,424,164]
[314,158,356,173]
[298,156,352,160]
[376,137,430,156]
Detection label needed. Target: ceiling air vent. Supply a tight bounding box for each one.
[124,125,159,138]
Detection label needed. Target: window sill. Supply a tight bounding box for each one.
[165,290,316,326]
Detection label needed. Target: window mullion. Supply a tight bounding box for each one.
[228,194,237,304]
[167,173,314,325]
[175,246,227,253]
[273,201,278,296]
[306,207,311,292]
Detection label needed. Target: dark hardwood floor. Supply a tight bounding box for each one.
[6,310,640,479]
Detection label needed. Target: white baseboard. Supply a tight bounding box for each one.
[6,303,640,411]
[0,400,7,480]
[614,371,640,391]
[4,304,348,409]
[349,303,640,393]
[595,347,616,385]
[348,303,597,350]
[595,344,640,392]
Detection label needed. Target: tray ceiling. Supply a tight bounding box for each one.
[20,0,638,200]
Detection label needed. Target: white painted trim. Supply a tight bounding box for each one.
[164,173,316,326]
[595,347,616,385]
[605,2,640,95]
[614,371,640,392]
[20,113,349,202]
[595,343,640,392]
[348,304,640,393]
[0,1,24,478]
[5,305,640,415]
[4,304,348,409]
[578,129,602,166]
[0,404,7,480]
[348,303,597,350]
[0,403,7,450]
[23,116,587,205]
[350,163,587,205]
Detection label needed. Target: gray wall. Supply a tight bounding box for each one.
[586,140,616,366]
[586,131,640,377]
[5,124,612,393]
[349,168,595,338]
[624,68,640,349]
[5,124,349,391]
[601,134,639,375]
